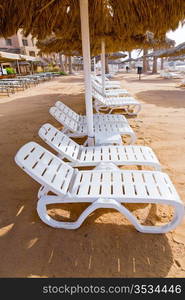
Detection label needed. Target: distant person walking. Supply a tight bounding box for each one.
[135,61,143,80]
[126,66,129,73]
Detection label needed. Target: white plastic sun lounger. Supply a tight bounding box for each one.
[15,141,184,233]
[92,75,121,88]
[49,106,136,143]
[92,89,141,115]
[39,123,161,170]
[92,79,129,97]
[55,101,128,124]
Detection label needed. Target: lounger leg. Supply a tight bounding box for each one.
[61,128,68,134]
[37,196,185,232]
[116,200,185,233]
[38,186,50,199]
[126,104,142,116]
[94,162,119,170]
[129,133,137,144]
[94,101,110,113]
[37,195,101,229]
[94,102,100,113]
[135,104,142,114]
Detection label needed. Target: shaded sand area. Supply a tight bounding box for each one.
[0,72,185,277]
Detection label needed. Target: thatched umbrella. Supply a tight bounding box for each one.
[108,52,127,60]
[108,59,123,64]
[1,0,185,142]
[140,33,175,73]
[146,42,185,58]
[1,0,95,144]
[122,58,137,63]
[169,54,185,61]
[1,1,185,47]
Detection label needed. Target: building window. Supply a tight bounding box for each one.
[29,51,35,57]
[5,39,12,46]
[22,39,28,46]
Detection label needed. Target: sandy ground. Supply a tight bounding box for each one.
[0,71,185,278]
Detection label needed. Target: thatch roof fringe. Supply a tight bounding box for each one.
[146,42,185,58]
[0,1,184,55]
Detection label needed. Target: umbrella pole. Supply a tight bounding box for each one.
[101,39,105,95]
[79,0,94,146]
[31,61,34,74]
[17,60,21,75]
[93,57,96,75]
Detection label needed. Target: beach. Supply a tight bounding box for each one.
[0,71,185,277]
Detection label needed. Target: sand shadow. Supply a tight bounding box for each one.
[58,76,84,84]
[126,78,180,85]
[116,74,181,85]
[0,193,173,277]
[135,90,185,109]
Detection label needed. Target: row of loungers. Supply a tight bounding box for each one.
[0,72,57,96]
[15,75,184,233]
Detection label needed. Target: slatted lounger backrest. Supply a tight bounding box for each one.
[92,80,103,94]
[91,75,100,83]
[55,101,80,122]
[49,107,78,133]
[39,124,80,162]
[15,142,74,196]
[92,89,106,104]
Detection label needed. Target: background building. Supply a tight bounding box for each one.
[0,30,58,74]
[0,30,39,56]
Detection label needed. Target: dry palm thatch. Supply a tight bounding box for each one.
[37,31,175,57]
[37,37,80,56]
[37,34,147,56]
[110,1,185,38]
[0,0,185,54]
[144,32,175,49]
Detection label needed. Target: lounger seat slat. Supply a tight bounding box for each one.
[39,124,160,169]
[76,172,92,196]
[107,147,119,161]
[153,172,179,199]
[101,147,110,161]
[130,172,148,197]
[71,170,178,201]
[112,172,124,195]
[89,172,102,195]
[142,173,161,198]
[101,172,112,195]
[80,148,96,162]
[121,172,136,197]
